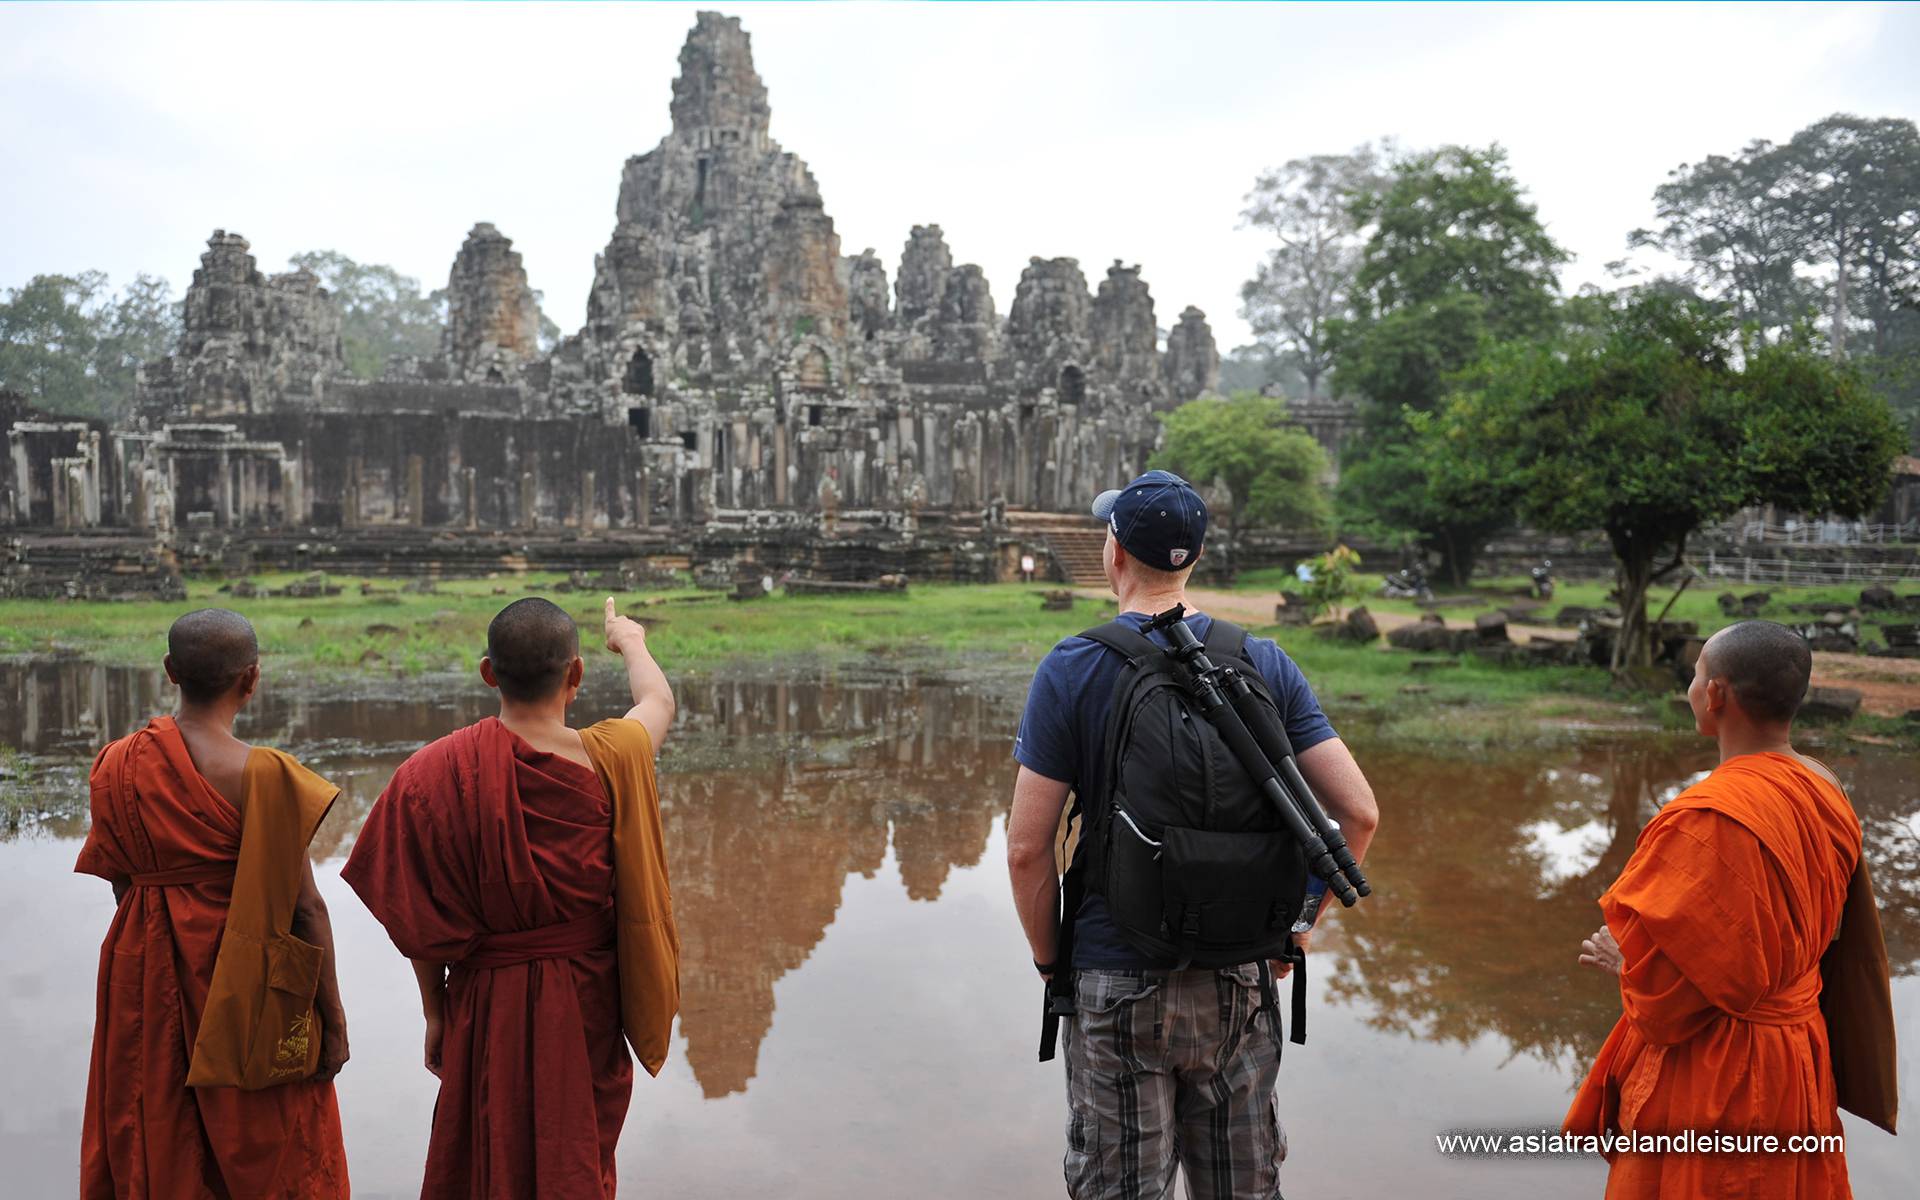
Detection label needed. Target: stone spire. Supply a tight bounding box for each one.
[442,223,541,384]
[670,11,771,145]
[895,225,953,331]
[1091,260,1161,392]
[1007,257,1092,397]
[1163,305,1220,405]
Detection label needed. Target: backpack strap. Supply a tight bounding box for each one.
[1040,620,1167,1063]
[1202,616,1250,665]
[1076,619,1166,663]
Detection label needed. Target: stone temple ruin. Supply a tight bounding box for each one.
[2,11,1227,587]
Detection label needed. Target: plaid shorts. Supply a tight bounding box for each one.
[1062,966,1287,1200]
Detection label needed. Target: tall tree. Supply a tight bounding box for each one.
[1330,144,1568,582]
[93,273,182,417]
[1629,145,1817,338]
[1151,392,1330,577]
[1774,114,1920,359]
[1430,292,1903,669]
[289,251,445,379]
[0,273,104,415]
[1239,144,1385,403]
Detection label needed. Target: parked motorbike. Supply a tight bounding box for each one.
[1530,560,1556,600]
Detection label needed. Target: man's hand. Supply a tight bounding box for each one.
[604,596,647,656]
[423,1013,445,1079]
[1273,926,1312,979]
[1579,925,1623,975]
[317,1022,350,1082]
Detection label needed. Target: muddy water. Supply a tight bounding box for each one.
[1,661,1915,1197]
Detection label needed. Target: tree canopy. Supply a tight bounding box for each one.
[0,272,180,419]
[1428,292,1904,667]
[1328,144,1568,582]
[1239,143,1384,403]
[1150,392,1329,573]
[288,251,446,380]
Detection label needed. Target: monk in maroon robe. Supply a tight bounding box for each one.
[343,597,676,1200]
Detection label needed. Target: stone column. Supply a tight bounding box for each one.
[581,470,598,532]
[406,454,425,525]
[217,446,234,528]
[520,471,538,529]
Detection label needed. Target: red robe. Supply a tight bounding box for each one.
[1565,752,1861,1198]
[341,717,632,1200]
[75,717,347,1200]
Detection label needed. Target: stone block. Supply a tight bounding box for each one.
[1798,687,1862,723]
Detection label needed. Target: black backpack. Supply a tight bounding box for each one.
[1039,616,1309,1061]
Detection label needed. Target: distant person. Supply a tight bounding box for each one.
[343,597,681,1199]
[1022,552,1037,583]
[1567,620,1897,1198]
[1007,470,1380,1199]
[75,608,350,1198]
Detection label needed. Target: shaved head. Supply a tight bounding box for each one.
[167,608,259,704]
[1702,620,1812,725]
[485,598,580,702]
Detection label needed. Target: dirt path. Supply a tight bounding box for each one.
[1809,651,1920,717]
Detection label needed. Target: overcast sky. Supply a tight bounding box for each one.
[4,1,1916,350]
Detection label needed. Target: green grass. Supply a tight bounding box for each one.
[0,575,1127,682]
[3,571,1909,747]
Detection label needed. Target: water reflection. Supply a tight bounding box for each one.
[1333,739,1920,1073]
[1,659,1915,1195]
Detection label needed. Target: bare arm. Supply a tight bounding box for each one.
[603,597,675,752]
[1290,737,1380,950]
[1007,766,1073,973]
[1296,736,1378,873]
[410,958,448,1078]
[292,858,350,1080]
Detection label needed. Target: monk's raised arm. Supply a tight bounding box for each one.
[293,857,350,1080]
[603,596,675,752]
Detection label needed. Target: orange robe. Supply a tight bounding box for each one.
[341,717,643,1200]
[75,717,348,1200]
[1565,752,1862,1199]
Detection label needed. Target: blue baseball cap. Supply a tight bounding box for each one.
[1091,470,1207,572]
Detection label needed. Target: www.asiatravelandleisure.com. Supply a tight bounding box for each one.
[1436,1129,1846,1157]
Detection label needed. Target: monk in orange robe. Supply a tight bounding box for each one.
[343,597,679,1200]
[1565,619,1896,1198]
[76,608,350,1199]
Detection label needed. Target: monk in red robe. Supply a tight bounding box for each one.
[1566,619,1894,1198]
[343,597,678,1200]
[76,608,350,1199]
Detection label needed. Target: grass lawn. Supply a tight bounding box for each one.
[1,571,1911,750]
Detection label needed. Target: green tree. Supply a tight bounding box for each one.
[1629,115,1920,439]
[1774,115,1920,360]
[1150,392,1330,576]
[1239,143,1386,403]
[93,274,182,417]
[0,272,183,420]
[1629,145,1818,338]
[1430,293,1904,669]
[0,273,105,416]
[1330,144,1569,582]
[288,251,445,379]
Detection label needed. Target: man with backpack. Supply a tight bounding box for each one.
[1008,470,1380,1199]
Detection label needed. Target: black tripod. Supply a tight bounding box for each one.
[1145,604,1371,906]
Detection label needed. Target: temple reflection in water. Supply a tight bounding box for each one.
[3,660,1915,1103]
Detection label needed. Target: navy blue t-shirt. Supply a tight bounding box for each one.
[1013,610,1338,969]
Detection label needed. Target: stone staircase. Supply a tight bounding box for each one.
[1042,528,1108,586]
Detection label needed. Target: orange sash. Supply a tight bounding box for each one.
[579,717,682,1076]
[185,747,339,1089]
